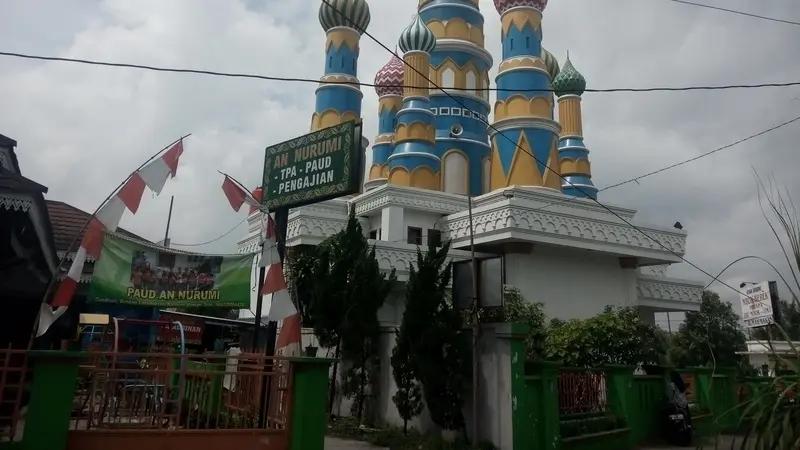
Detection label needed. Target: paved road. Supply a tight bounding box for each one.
[640,435,753,450]
[325,437,386,450]
[326,435,753,450]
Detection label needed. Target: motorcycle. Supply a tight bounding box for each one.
[663,402,693,447]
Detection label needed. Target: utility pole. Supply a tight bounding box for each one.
[253,207,287,428]
[468,195,480,444]
[162,196,174,248]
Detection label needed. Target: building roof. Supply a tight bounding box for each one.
[0,167,48,193]
[0,134,21,174]
[46,200,146,253]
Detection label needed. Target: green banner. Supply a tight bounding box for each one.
[262,120,362,210]
[90,233,253,308]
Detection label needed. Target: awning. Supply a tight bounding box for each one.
[158,309,267,329]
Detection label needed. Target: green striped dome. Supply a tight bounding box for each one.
[541,48,560,80]
[398,15,436,54]
[552,54,586,97]
[319,0,371,34]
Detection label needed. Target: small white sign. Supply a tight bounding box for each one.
[739,281,774,328]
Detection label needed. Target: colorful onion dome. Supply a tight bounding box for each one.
[319,0,371,34]
[398,15,437,54]
[493,0,548,15]
[541,47,560,80]
[552,53,586,97]
[374,55,405,97]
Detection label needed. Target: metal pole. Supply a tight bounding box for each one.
[251,265,266,350]
[163,195,174,248]
[258,206,288,427]
[468,195,480,444]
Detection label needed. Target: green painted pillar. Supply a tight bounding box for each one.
[496,323,534,450]
[603,365,635,445]
[529,361,562,450]
[288,357,335,450]
[689,367,713,412]
[23,351,85,450]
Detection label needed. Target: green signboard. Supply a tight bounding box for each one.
[262,120,363,210]
[90,233,253,308]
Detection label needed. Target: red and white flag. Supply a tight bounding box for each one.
[260,213,280,268]
[37,139,185,337]
[275,313,302,357]
[220,174,261,212]
[219,173,279,267]
[261,262,297,322]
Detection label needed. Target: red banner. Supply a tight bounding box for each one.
[157,312,204,345]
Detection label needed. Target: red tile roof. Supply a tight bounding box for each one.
[45,200,148,253]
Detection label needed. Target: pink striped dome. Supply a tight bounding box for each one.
[494,0,548,14]
[374,55,404,97]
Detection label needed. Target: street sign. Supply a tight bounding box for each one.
[739,281,775,328]
[262,121,363,210]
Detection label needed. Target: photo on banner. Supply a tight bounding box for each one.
[90,233,254,308]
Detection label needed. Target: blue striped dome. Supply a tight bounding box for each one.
[319,0,371,34]
[398,15,436,54]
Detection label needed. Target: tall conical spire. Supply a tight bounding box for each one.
[387,15,440,191]
[555,53,596,199]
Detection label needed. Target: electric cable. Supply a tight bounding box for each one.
[170,217,248,247]
[320,0,763,301]
[2,50,800,94]
[663,0,800,26]
[522,114,800,215]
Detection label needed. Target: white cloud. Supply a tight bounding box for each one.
[1,0,798,303]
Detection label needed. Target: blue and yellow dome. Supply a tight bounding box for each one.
[319,0,371,34]
[374,55,405,97]
[493,0,548,15]
[552,54,586,97]
[398,15,437,54]
[541,48,560,80]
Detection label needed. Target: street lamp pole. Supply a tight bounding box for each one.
[468,195,480,445]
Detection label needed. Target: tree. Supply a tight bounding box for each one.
[753,299,800,341]
[390,333,422,433]
[545,306,665,367]
[669,290,747,368]
[289,211,396,423]
[396,241,470,432]
[488,286,548,361]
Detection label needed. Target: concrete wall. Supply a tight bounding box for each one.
[505,245,638,320]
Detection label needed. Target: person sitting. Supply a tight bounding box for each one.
[666,370,692,431]
[667,371,689,408]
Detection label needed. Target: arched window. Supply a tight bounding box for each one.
[465,70,477,96]
[483,77,491,102]
[441,68,455,90]
[443,152,469,195]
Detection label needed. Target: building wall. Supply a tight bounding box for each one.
[505,245,638,320]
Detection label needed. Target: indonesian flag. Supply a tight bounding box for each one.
[260,213,280,268]
[275,313,302,357]
[262,262,296,322]
[220,174,261,212]
[37,139,185,337]
[219,173,278,267]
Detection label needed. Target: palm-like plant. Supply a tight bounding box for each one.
[732,174,800,449]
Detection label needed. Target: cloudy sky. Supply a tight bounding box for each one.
[1,0,799,318]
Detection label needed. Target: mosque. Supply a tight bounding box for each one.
[238,0,705,430]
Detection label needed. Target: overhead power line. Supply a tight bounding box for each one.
[1,50,800,94]
[664,0,800,26]
[319,0,764,301]
[170,217,248,247]
[526,113,800,215]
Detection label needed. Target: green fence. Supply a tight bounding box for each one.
[513,361,747,450]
